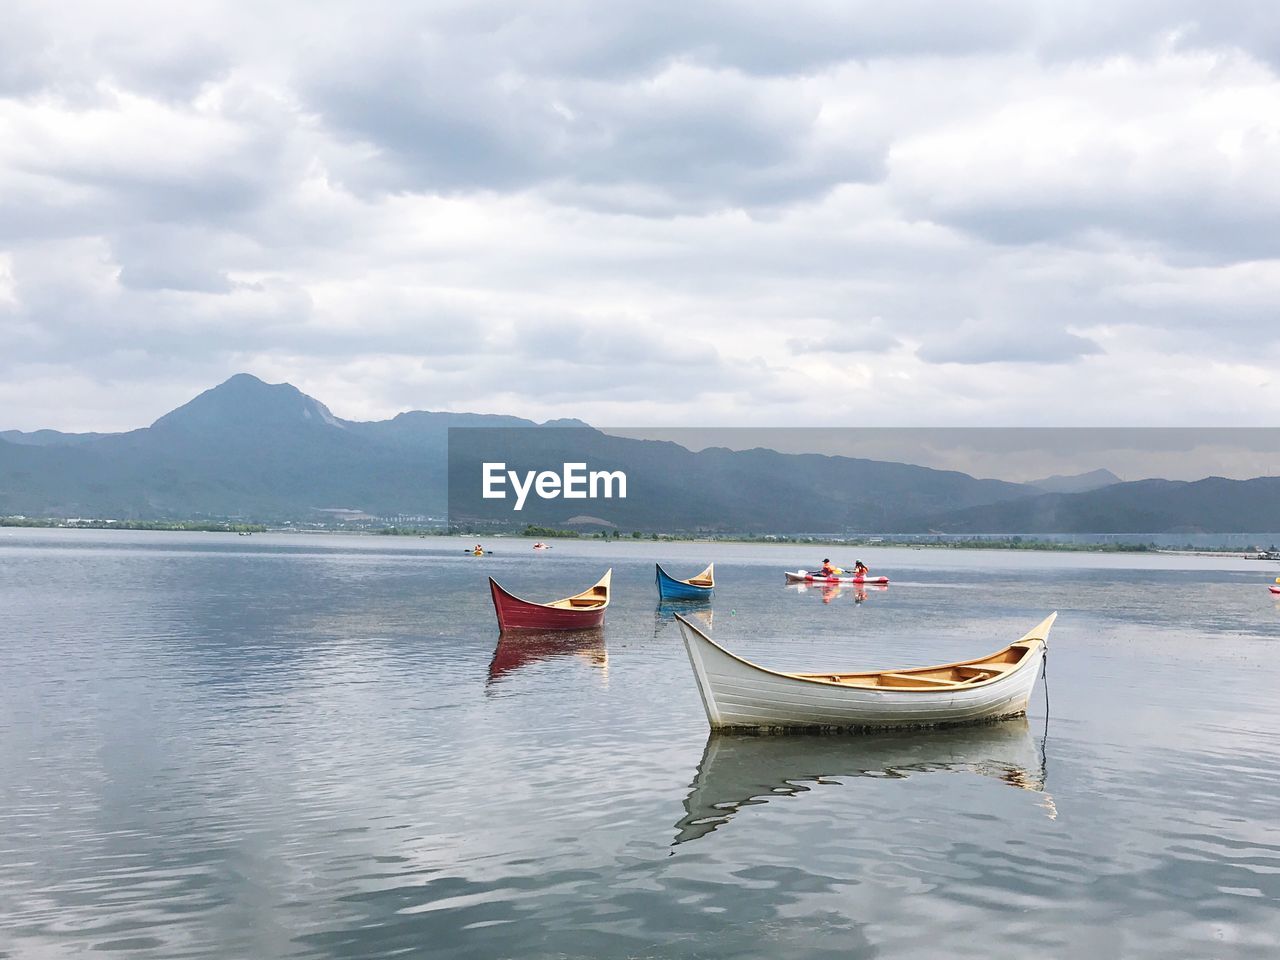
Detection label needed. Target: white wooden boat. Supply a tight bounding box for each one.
[675,613,1055,732]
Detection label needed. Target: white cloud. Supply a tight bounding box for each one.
[2,1,1280,431]
[887,50,1280,258]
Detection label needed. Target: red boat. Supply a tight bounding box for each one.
[1270,585,1280,594]
[489,569,612,631]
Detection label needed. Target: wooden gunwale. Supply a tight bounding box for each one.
[675,613,1054,692]
[657,563,715,589]
[489,569,612,630]
[510,568,611,611]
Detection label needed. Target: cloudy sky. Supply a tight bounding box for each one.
[3,1,1279,431]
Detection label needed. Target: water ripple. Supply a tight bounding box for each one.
[2,531,1279,958]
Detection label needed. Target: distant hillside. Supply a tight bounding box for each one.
[908,476,1280,534]
[0,375,550,520]
[0,374,1033,527]
[1025,468,1121,494]
[0,429,109,446]
[2,374,1273,533]
[447,428,1035,534]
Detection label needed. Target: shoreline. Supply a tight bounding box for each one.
[5,518,1280,558]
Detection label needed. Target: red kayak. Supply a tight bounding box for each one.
[489,569,611,631]
[1270,585,1280,594]
[785,571,890,585]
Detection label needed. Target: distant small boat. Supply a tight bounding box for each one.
[489,569,611,631]
[656,563,714,600]
[676,613,1054,732]
[1271,585,1280,594]
[785,570,889,585]
[533,542,551,550]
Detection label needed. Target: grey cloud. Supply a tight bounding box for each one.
[113,226,235,293]
[511,320,720,369]
[116,262,233,295]
[689,0,1033,73]
[922,199,1280,265]
[562,75,884,211]
[0,244,513,369]
[1034,1,1280,71]
[1,2,230,103]
[0,5,54,96]
[380,1,1033,79]
[915,322,1103,365]
[305,47,885,211]
[10,1,1279,108]
[46,130,295,232]
[88,33,231,102]
[788,328,900,355]
[0,87,312,256]
[5,0,1280,430]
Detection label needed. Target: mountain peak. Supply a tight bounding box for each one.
[223,372,270,389]
[151,374,344,432]
[1026,467,1122,494]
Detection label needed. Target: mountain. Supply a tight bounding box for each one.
[151,373,346,432]
[446,429,1033,533]
[0,375,551,520]
[0,429,109,446]
[0,374,1035,526]
[908,476,1280,534]
[1,374,1272,533]
[1025,468,1121,494]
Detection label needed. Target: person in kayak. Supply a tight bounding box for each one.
[852,560,869,576]
[820,558,837,576]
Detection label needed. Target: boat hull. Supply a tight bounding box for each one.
[1271,585,1280,594]
[489,578,607,631]
[785,571,889,585]
[656,564,714,601]
[677,615,1052,732]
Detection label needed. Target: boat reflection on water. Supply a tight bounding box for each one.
[654,602,714,637]
[786,582,888,604]
[487,627,607,684]
[674,718,1054,844]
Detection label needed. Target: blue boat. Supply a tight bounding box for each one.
[656,563,715,601]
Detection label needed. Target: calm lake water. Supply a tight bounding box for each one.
[2,529,1279,959]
